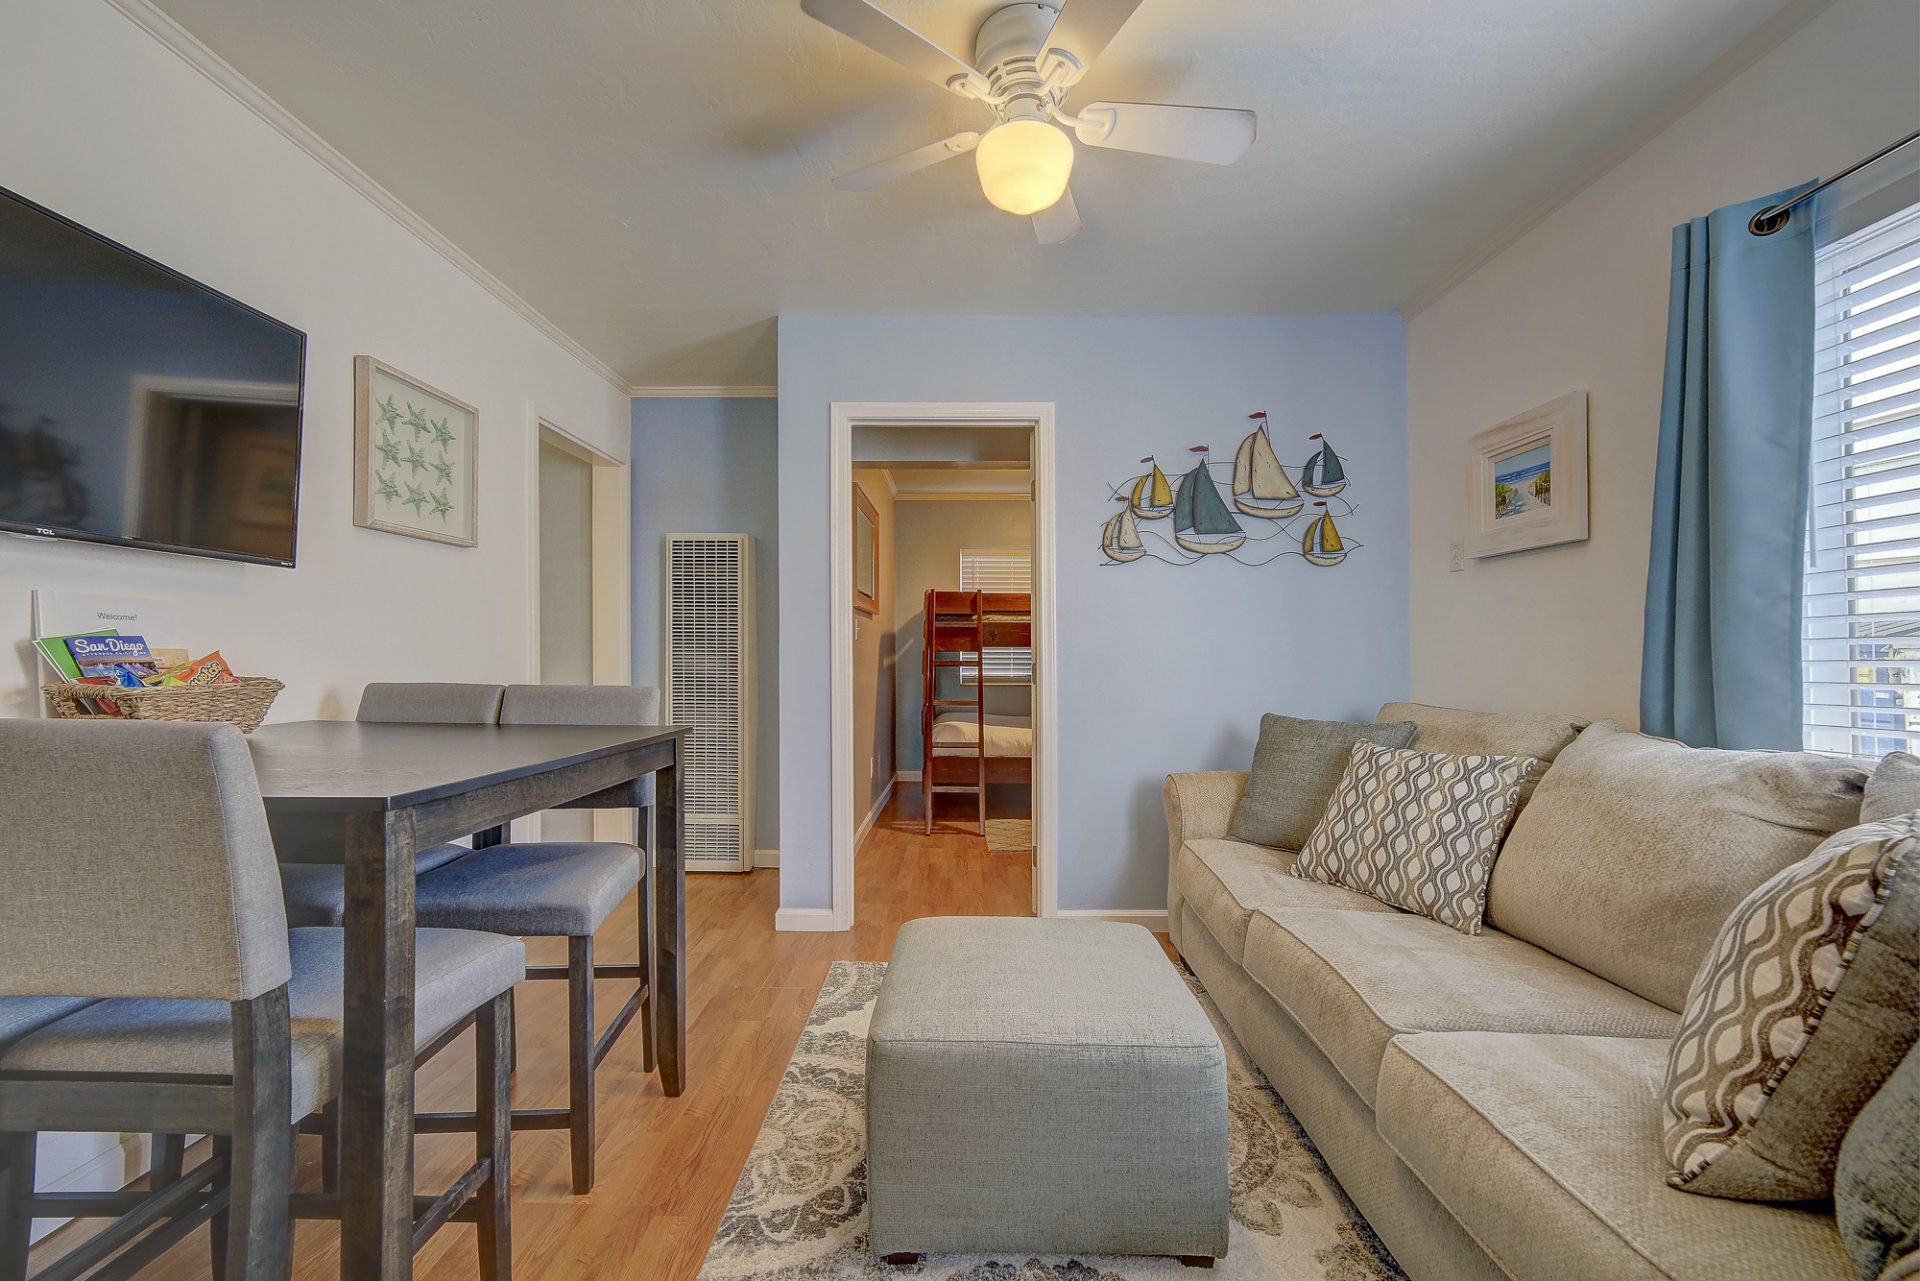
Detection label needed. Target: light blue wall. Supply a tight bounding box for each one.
[631,397,780,849]
[777,315,1411,914]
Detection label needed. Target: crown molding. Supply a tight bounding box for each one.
[1399,0,1834,320]
[629,385,780,398]
[104,0,630,395]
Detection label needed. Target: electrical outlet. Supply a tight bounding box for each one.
[1449,540,1465,573]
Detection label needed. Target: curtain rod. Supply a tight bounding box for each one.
[1750,129,1920,235]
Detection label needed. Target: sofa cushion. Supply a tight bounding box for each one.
[1296,741,1543,933]
[1839,1040,1920,1281]
[1376,1032,1857,1281]
[1228,713,1417,850]
[1665,814,1920,1201]
[1487,723,1867,1011]
[1864,752,1920,824]
[1175,839,1393,962]
[1375,701,1589,761]
[1241,909,1675,1108]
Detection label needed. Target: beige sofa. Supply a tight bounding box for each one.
[1165,702,1867,1281]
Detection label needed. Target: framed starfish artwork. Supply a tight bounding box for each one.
[352,355,478,546]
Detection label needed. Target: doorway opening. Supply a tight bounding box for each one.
[527,419,632,843]
[829,404,1058,931]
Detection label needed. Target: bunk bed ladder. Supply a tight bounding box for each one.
[923,589,989,835]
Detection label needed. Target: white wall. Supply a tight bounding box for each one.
[778,314,1410,916]
[0,2,631,723]
[1406,0,1920,725]
[1,0,630,1211]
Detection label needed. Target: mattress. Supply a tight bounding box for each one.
[930,712,1033,758]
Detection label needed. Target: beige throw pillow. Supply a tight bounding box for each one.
[1663,814,1920,1201]
[1294,740,1543,934]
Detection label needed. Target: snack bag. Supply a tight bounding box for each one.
[157,652,240,686]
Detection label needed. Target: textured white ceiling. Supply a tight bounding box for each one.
[147,0,1798,386]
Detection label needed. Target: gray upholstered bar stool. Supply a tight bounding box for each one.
[408,682,659,1196]
[0,720,524,1281]
[278,681,508,926]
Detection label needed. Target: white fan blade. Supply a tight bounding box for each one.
[1073,101,1257,165]
[801,0,987,96]
[1032,187,1082,244]
[1040,0,1147,80]
[833,131,980,191]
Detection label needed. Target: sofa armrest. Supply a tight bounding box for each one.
[1164,771,1250,952]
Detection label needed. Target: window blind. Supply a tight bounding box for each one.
[959,548,1032,681]
[1803,198,1920,758]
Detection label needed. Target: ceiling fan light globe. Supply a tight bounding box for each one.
[975,119,1075,216]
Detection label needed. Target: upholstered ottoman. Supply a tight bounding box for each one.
[867,917,1229,1265]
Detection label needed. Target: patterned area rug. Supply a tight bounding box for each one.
[699,960,1406,1281]
[983,819,1032,852]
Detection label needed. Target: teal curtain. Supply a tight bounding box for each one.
[1641,184,1817,749]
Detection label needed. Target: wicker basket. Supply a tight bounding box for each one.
[42,676,285,733]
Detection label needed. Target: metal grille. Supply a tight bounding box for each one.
[665,534,753,870]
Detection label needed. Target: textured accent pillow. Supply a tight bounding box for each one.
[1864,752,1920,824]
[1228,714,1417,851]
[1663,814,1920,1201]
[1293,740,1544,934]
[1839,1040,1920,1281]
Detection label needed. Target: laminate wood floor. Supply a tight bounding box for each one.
[34,785,1032,1281]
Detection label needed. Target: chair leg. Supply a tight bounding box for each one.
[0,1132,36,1281]
[220,988,294,1281]
[636,805,657,1075]
[567,934,596,1195]
[476,992,513,1281]
[150,1133,185,1188]
[508,986,519,1076]
[209,1136,234,1281]
[319,1099,341,1193]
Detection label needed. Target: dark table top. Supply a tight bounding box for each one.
[245,719,687,811]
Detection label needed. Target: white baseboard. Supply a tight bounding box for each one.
[1052,908,1170,933]
[775,906,839,932]
[753,848,779,868]
[855,777,897,848]
[29,1132,151,1244]
[896,769,922,783]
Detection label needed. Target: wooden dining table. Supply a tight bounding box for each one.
[246,719,689,1281]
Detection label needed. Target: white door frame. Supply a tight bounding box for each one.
[525,412,633,842]
[828,402,1059,930]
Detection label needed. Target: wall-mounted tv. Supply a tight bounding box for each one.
[0,184,306,566]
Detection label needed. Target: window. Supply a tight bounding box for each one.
[959,547,1032,682]
[1803,198,1920,757]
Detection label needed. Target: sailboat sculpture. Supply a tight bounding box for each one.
[1101,494,1146,562]
[1233,412,1304,518]
[1173,445,1246,555]
[1130,456,1175,519]
[1300,433,1348,498]
[1301,500,1347,567]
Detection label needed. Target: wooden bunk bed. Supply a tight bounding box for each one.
[921,589,1032,834]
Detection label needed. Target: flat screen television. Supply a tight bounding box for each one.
[0,184,306,566]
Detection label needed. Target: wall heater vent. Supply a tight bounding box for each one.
[663,533,754,872]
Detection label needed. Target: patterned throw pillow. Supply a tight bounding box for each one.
[1293,741,1544,934]
[1663,814,1920,1201]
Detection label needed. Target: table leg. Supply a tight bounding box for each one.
[652,755,687,1096]
[339,809,417,1281]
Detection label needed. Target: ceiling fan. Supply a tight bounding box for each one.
[801,0,1257,244]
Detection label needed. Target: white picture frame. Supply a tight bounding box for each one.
[353,355,479,547]
[1465,391,1588,559]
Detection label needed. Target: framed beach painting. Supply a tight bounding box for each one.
[1465,391,1588,558]
[352,355,478,547]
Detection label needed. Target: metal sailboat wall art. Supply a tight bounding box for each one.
[1101,495,1146,562]
[1233,411,1304,518]
[1101,410,1359,569]
[1173,445,1246,555]
[1129,456,1174,519]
